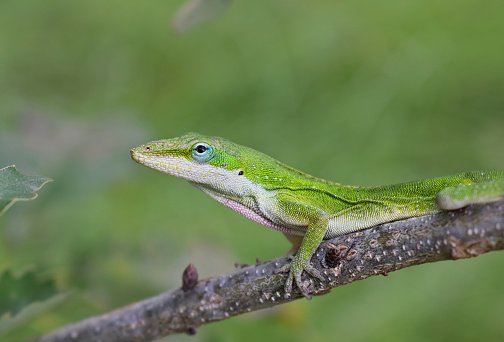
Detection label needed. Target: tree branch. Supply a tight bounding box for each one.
[30,200,504,342]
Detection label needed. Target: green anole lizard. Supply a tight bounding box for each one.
[131,133,504,299]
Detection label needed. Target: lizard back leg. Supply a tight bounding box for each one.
[436,179,504,210]
[283,233,304,254]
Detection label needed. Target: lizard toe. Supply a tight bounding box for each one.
[305,264,324,281]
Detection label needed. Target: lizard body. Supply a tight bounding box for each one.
[131,133,504,298]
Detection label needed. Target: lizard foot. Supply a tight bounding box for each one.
[277,255,324,300]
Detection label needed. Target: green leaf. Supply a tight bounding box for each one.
[0,269,59,318]
[0,269,66,337]
[173,0,232,32]
[0,165,52,216]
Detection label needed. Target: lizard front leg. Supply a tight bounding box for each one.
[273,198,329,299]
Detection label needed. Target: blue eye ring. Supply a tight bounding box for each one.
[192,142,213,161]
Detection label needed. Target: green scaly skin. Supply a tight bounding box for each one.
[131,132,504,299]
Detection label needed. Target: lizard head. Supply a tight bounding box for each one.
[131,132,260,188]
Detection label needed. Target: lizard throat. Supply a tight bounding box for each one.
[192,183,305,236]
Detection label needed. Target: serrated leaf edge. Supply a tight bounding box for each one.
[0,165,53,217]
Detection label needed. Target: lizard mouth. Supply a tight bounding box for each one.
[130,149,141,163]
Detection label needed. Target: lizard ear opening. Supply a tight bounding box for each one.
[238,170,244,176]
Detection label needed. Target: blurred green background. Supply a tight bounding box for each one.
[1,0,504,341]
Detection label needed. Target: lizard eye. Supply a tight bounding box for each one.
[192,143,213,161]
[195,144,207,154]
